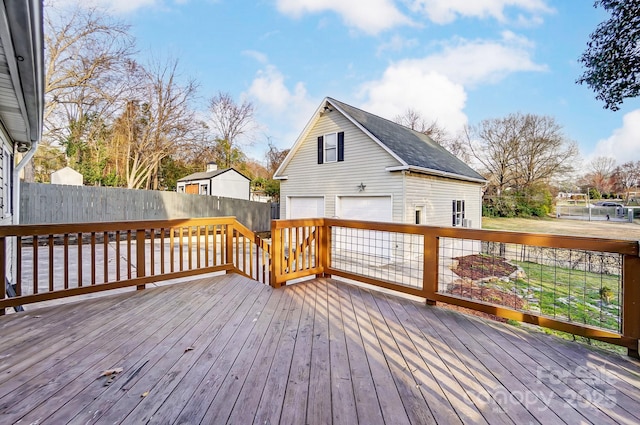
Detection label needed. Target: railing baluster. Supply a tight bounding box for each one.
[48,235,54,292]
[115,231,121,281]
[170,227,175,273]
[103,231,108,283]
[179,227,184,271]
[204,225,209,267]
[91,232,96,286]
[187,226,193,270]
[77,233,82,288]
[16,237,22,295]
[160,227,165,274]
[150,229,155,276]
[64,234,69,289]
[127,230,132,280]
[33,236,38,294]
[196,226,201,269]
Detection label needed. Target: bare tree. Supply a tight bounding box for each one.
[514,114,579,190]
[111,58,202,189]
[394,108,470,162]
[467,113,578,195]
[583,156,618,195]
[208,92,255,168]
[615,161,640,199]
[43,3,135,145]
[266,141,290,177]
[466,115,521,195]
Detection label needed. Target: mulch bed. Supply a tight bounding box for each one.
[441,254,525,322]
[451,254,517,279]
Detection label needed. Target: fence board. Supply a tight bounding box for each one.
[20,183,272,231]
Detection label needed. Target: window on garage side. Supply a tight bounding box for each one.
[452,200,465,226]
[415,206,423,224]
[317,132,344,164]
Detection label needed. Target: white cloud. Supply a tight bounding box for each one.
[242,50,269,65]
[275,0,413,35]
[408,0,553,25]
[360,32,545,133]
[361,68,468,133]
[245,64,318,151]
[54,0,166,14]
[412,32,546,87]
[592,110,640,163]
[274,0,553,32]
[376,35,419,56]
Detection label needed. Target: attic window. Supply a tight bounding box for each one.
[317,132,344,164]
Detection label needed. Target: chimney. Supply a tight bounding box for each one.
[206,162,218,172]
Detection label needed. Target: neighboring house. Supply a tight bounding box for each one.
[176,163,251,200]
[51,166,83,186]
[0,1,43,227]
[274,97,487,230]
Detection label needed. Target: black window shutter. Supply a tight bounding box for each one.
[452,200,456,226]
[317,136,324,164]
[337,131,344,162]
[462,200,465,220]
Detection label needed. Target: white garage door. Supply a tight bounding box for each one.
[336,196,393,259]
[337,196,392,221]
[288,196,324,219]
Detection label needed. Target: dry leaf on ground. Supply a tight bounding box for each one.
[100,367,124,377]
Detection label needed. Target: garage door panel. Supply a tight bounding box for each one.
[336,196,392,259]
[289,197,324,219]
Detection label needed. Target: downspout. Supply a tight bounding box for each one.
[12,142,38,225]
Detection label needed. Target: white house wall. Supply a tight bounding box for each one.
[210,172,249,200]
[280,111,404,220]
[404,172,483,228]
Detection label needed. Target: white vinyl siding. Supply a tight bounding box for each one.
[210,171,249,200]
[280,112,404,221]
[403,173,482,228]
[176,170,250,200]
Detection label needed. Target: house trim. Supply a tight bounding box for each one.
[274,97,407,179]
[386,165,487,184]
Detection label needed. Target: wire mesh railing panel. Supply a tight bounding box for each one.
[330,226,424,289]
[438,237,623,333]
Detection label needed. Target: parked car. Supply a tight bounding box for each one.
[595,201,624,208]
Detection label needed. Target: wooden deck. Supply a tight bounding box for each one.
[0,274,639,424]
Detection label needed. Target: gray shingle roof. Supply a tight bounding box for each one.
[177,168,249,182]
[328,97,486,182]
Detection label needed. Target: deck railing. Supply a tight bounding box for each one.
[270,218,640,357]
[0,217,270,313]
[2,216,638,357]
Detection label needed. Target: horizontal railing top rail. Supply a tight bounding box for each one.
[322,218,639,255]
[0,217,240,237]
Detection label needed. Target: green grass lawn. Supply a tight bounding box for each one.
[475,216,630,354]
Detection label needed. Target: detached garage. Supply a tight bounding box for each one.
[274,97,486,232]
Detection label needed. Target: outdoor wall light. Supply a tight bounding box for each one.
[323,105,333,113]
[15,141,31,153]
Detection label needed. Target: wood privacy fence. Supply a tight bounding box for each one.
[19,183,272,232]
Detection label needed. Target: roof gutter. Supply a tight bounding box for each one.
[9,0,44,225]
[386,165,487,184]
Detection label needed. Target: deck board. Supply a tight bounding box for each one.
[0,274,639,424]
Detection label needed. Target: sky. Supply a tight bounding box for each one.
[62,0,640,167]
